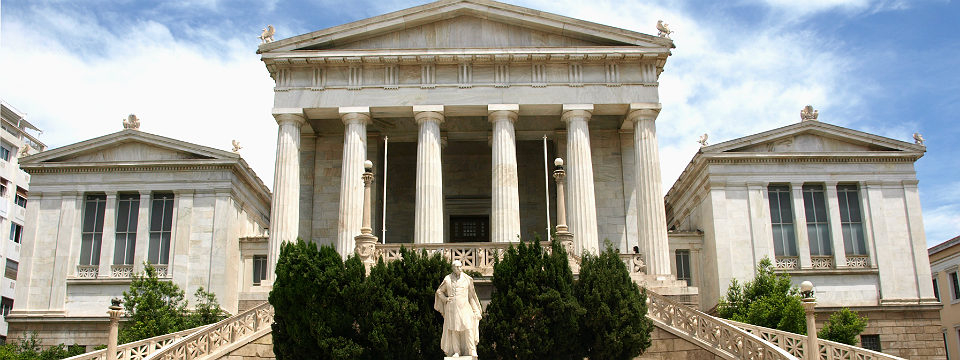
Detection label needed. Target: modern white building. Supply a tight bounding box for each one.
[0,100,45,342]
[7,125,269,347]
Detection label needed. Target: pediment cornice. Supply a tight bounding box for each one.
[258,0,673,53]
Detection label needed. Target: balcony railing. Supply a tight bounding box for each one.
[775,256,800,270]
[730,319,904,360]
[76,265,99,279]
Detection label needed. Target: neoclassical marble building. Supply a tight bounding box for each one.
[258,0,676,280]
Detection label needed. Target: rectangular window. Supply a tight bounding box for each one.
[935,278,941,302]
[951,272,960,300]
[4,260,16,280]
[0,146,9,162]
[837,184,867,255]
[113,194,140,265]
[0,297,12,317]
[14,194,26,208]
[450,216,489,242]
[768,185,797,256]
[253,255,267,286]
[80,194,107,266]
[147,193,174,265]
[8,223,21,244]
[802,185,832,256]
[860,334,881,352]
[675,250,691,286]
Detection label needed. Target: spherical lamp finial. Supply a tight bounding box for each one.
[800,281,813,293]
[554,158,564,167]
[364,160,373,171]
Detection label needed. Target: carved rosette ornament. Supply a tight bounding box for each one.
[800,105,818,122]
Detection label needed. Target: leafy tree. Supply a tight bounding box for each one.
[119,264,227,344]
[270,240,366,360]
[359,247,450,360]
[575,242,653,359]
[478,239,585,360]
[119,264,188,343]
[187,287,227,328]
[716,257,806,334]
[818,308,868,345]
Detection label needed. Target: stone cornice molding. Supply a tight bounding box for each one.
[413,105,445,125]
[272,109,306,127]
[263,48,669,65]
[339,107,372,125]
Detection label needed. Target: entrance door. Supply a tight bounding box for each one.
[449,216,489,243]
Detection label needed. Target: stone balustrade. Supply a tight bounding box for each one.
[375,241,573,276]
[730,319,905,360]
[62,327,203,360]
[645,290,798,360]
[141,301,274,360]
[619,253,646,274]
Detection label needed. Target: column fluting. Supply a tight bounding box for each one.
[561,105,599,255]
[414,107,445,244]
[628,107,671,275]
[489,105,521,243]
[337,109,370,258]
[267,110,304,281]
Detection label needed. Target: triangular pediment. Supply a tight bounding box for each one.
[702,121,925,155]
[21,130,238,165]
[260,0,672,53]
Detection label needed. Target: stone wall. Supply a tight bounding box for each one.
[222,333,275,360]
[831,307,946,360]
[310,135,344,247]
[8,319,109,349]
[637,327,722,359]
[591,130,627,252]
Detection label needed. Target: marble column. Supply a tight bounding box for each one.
[337,108,370,257]
[414,106,445,244]
[489,104,521,243]
[267,109,305,281]
[626,104,670,275]
[561,104,598,254]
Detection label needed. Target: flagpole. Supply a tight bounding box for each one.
[381,135,388,244]
[543,135,551,242]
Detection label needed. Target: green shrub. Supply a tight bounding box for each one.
[818,308,868,345]
[576,242,653,359]
[478,239,585,360]
[717,257,806,334]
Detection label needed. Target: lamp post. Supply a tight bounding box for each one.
[354,160,378,272]
[800,280,818,360]
[552,158,579,271]
[107,298,123,358]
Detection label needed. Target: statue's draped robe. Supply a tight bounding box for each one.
[434,273,482,355]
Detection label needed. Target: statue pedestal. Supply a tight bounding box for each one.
[444,356,477,360]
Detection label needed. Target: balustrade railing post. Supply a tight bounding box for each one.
[107,298,122,360]
[354,160,378,273]
[800,281,818,360]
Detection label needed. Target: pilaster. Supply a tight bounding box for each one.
[791,182,812,269]
[98,192,118,277]
[337,108,371,257]
[561,104,598,254]
[626,104,670,275]
[133,192,151,274]
[824,182,848,267]
[488,104,521,243]
[746,182,774,263]
[267,109,305,283]
[414,106,445,244]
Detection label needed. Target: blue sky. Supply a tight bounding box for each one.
[1,0,957,247]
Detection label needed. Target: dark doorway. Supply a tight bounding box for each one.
[450,216,489,242]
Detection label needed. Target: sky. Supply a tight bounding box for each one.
[0,0,957,247]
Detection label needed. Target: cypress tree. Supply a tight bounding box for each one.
[575,242,653,359]
[478,239,585,360]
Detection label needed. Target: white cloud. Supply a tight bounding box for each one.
[0,6,278,189]
[924,204,960,247]
[750,0,912,18]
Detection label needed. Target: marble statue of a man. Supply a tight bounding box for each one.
[434,260,482,358]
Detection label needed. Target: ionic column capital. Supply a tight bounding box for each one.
[272,108,306,126]
[625,103,662,123]
[488,104,519,123]
[561,104,593,123]
[339,107,371,125]
[414,105,445,125]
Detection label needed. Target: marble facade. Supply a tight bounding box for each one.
[7,129,270,347]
